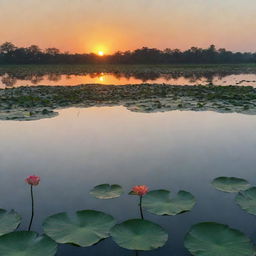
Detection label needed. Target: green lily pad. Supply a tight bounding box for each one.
[0,209,21,236]
[110,219,168,251]
[142,190,196,216]
[0,231,57,256]
[184,222,255,256]
[235,187,256,215]
[90,184,124,199]
[212,177,250,193]
[43,210,116,247]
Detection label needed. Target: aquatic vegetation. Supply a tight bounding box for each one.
[212,176,256,217]
[129,185,149,219]
[1,178,256,255]
[110,219,168,251]
[130,185,149,196]
[90,184,124,199]
[43,210,116,247]
[142,190,196,216]
[0,209,21,236]
[0,231,57,256]
[2,83,256,120]
[235,187,256,215]
[212,177,251,193]
[184,222,255,256]
[25,175,40,186]
[25,175,40,231]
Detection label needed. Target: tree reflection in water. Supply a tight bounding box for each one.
[0,71,256,87]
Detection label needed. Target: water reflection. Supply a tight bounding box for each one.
[2,71,256,87]
[1,107,256,255]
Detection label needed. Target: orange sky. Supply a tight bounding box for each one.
[1,0,256,54]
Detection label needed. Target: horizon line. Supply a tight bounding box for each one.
[1,42,256,55]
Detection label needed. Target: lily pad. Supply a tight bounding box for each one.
[0,209,21,236]
[43,210,116,247]
[0,231,57,256]
[110,219,168,251]
[184,222,255,256]
[235,187,256,215]
[212,177,250,193]
[142,190,196,216]
[90,184,124,199]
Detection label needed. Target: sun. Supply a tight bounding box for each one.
[98,51,104,56]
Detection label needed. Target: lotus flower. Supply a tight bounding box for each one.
[132,185,149,196]
[25,175,40,186]
[25,175,40,231]
[130,185,149,220]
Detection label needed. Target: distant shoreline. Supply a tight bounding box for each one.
[1,64,256,80]
[1,43,256,65]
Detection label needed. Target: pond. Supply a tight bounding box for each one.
[2,72,256,87]
[0,106,256,255]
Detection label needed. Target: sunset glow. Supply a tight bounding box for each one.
[1,1,256,53]
[98,51,104,56]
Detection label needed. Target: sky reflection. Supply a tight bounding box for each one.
[1,107,256,255]
[2,72,256,88]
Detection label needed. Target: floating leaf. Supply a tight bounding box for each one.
[90,184,124,199]
[235,187,256,215]
[0,209,21,236]
[43,210,116,247]
[110,219,168,251]
[142,190,196,216]
[0,231,57,256]
[184,222,255,256]
[212,177,250,193]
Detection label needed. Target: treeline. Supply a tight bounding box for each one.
[0,42,256,64]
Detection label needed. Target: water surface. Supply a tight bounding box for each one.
[0,107,256,255]
[2,72,256,87]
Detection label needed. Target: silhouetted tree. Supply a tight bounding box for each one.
[0,42,255,64]
[0,42,17,54]
[45,48,60,55]
[27,45,42,54]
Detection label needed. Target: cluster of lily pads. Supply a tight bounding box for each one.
[184,176,256,256]
[0,178,256,255]
[2,83,256,121]
[211,176,256,216]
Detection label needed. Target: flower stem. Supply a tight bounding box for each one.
[28,185,34,231]
[139,195,144,220]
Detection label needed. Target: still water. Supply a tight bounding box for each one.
[0,107,256,255]
[2,72,256,87]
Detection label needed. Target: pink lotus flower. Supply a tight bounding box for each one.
[132,185,149,196]
[25,175,40,186]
